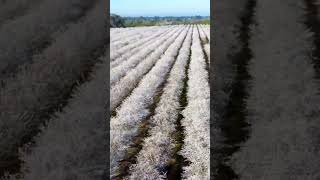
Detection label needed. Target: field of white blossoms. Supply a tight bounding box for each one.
[110,24,210,179]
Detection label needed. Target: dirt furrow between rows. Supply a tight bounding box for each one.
[165,27,193,180]
[196,25,210,73]
[214,0,256,179]
[303,0,320,80]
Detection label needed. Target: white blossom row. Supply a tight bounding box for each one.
[110,26,183,86]
[110,26,167,43]
[110,25,189,176]
[110,27,171,64]
[127,25,193,180]
[110,27,167,53]
[180,26,210,180]
[110,26,186,111]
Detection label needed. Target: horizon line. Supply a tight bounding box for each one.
[110,13,210,17]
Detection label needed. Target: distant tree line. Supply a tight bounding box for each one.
[110,13,125,27]
[110,14,210,27]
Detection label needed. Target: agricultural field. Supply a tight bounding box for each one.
[110,24,210,179]
[0,0,210,179]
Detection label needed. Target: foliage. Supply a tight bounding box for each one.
[110,14,210,27]
[110,13,125,27]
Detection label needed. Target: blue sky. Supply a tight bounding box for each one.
[111,0,210,17]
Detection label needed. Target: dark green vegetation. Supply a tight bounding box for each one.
[110,13,125,27]
[110,14,210,27]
